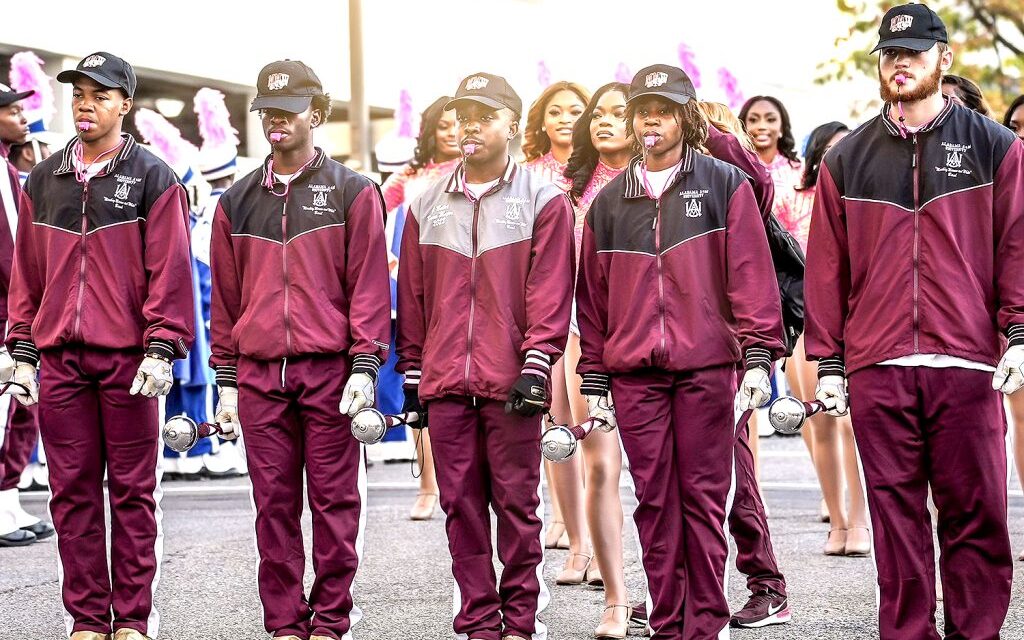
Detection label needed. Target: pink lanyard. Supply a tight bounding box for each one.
[73,139,123,184]
[264,154,317,198]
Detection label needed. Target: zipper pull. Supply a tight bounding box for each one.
[281,357,287,389]
[651,216,657,231]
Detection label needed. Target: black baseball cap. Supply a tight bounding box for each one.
[627,64,697,106]
[57,52,137,97]
[250,60,324,113]
[444,73,522,117]
[0,83,34,108]
[872,3,948,53]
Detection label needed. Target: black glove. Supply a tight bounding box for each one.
[505,374,548,417]
[402,387,427,429]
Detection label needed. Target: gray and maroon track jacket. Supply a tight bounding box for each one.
[396,158,575,403]
[805,99,1024,377]
[575,147,785,394]
[5,134,194,365]
[208,148,391,386]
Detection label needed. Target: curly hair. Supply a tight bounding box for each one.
[522,81,591,162]
[800,121,848,190]
[941,75,991,117]
[624,98,709,158]
[311,93,333,124]
[698,102,754,152]
[739,95,799,163]
[409,95,452,172]
[564,82,630,203]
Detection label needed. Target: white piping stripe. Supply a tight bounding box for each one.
[596,248,656,257]
[32,222,83,236]
[840,196,914,213]
[47,479,74,637]
[718,414,740,640]
[417,241,473,259]
[86,218,147,235]
[148,418,166,637]
[286,223,346,245]
[229,233,283,245]
[661,227,726,255]
[476,236,533,257]
[341,448,368,640]
[918,181,993,210]
[531,451,550,640]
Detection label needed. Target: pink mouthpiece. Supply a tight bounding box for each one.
[77,122,92,131]
[269,132,283,143]
[463,143,478,156]
[643,135,658,149]
[894,74,907,86]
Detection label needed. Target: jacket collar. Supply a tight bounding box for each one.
[55,133,136,176]
[623,144,695,199]
[259,147,327,190]
[880,95,956,137]
[444,156,517,194]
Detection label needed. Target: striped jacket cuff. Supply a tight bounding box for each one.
[215,365,238,388]
[744,346,773,373]
[146,339,177,362]
[579,372,610,396]
[11,340,39,368]
[403,369,421,390]
[521,349,552,380]
[351,353,382,380]
[817,356,846,379]
[1007,324,1024,348]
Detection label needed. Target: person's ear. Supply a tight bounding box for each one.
[508,121,519,139]
[120,96,133,117]
[940,48,954,72]
[311,109,322,128]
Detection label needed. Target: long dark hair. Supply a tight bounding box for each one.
[739,95,799,163]
[1003,94,1024,129]
[410,95,452,171]
[522,81,591,162]
[564,82,630,203]
[800,121,849,190]
[941,75,991,117]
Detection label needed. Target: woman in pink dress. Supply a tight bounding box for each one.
[562,81,633,640]
[523,81,590,191]
[740,96,803,221]
[380,96,461,521]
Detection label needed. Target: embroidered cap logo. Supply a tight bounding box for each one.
[465,76,489,91]
[267,73,290,91]
[890,15,913,32]
[645,72,669,88]
[82,55,106,68]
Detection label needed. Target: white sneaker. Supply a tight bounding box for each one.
[177,455,204,479]
[202,450,237,477]
[0,488,40,528]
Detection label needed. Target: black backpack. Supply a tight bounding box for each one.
[763,212,805,357]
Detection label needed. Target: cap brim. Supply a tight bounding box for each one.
[249,95,313,113]
[443,95,505,112]
[0,90,35,107]
[626,91,692,106]
[56,69,125,91]
[871,37,940,53]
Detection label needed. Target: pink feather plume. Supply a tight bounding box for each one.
[677,43,702,89]
[537,61,551,88]
[615,63,632,85]
[397,89,414,138]
[193,88,239,150]
[9,51,55,124]
[134,108,198,169]
[718,68,744,110]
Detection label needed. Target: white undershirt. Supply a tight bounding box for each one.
[273,171,295,185]
[73,156,110,182]
[465,179,499,200]
[634,160,682,199]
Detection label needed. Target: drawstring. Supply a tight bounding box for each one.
[410,428,425,479]
[73,139,123,184]
[264,153,317,197]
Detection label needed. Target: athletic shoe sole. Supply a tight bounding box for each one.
[731,606,792,628]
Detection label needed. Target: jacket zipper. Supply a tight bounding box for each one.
[73,184,89,340]
[653,197,667,362]
[911,133,921,352]
[465,198,481,395]
[281,199,292,387]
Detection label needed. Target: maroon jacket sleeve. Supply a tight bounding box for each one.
[395,206,424,389]
[380,168,409,213]
[803,163,850,377]
[520,193,575,381]
[0,162,20,328]
[344,184,392,378]
[574,212,610,395]
[706,124,775,223]
[725,180,786,370]
[208,201,240,386]
[140,184,195,361]
[994,139,1024,347]
[5,188,43,365]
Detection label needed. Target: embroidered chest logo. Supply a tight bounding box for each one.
[890,15,913,32]
[937,141,972,178]
[268,73,289,91]
[83,55,106,68]
[645,72,668,88]
[105,173,142,210]
[679,188,709,218]
[426,203,453,228]
[465,76,489,90]
[303,184,336,215]
[497,196,530,230]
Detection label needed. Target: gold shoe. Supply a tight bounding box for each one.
[311,636,336,640]
[586,562,604,588]
[544,520,566,549]
[844,526,872,556]
[112,630,151,640]
[594,604,631,640]
[273,636,304,640]
[70,633,110,640]
[824,528,846,556]
[410,492,439,521]
[556,552,592,585]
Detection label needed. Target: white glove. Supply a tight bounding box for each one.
[0,348,15,384]
[214,387,240,440]
[815,374,849,417]
[339,372,375,417]
[12,363,38,406]
[993,345,1024,395]
[584,393,617,432]
[129,356,174,397]
[735,367,772,412]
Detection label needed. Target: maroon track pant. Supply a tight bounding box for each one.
[848,365,1011,640]
[238,354,365,640]
[613,365,736,640]
[428,397,547,640]
[39,347,162,637]
[0,401,38,490]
